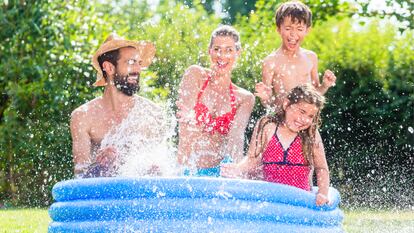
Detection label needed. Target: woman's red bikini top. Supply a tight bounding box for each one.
[193,74,237,135]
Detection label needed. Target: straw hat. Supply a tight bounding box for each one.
[91,33,156,86]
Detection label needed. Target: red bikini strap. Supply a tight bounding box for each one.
[196,73,211,102]
[229,84,237,112]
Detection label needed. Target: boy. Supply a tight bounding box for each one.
[255,0,336,108]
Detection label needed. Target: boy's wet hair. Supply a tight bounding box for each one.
[275,1,312,28]
[209,25,241,51]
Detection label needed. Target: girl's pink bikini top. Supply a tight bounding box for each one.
[261,128,311,191]
[193,74,237,135]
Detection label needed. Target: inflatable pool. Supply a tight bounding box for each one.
[48,177,343,232]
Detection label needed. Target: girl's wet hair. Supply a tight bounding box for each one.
[209,25,241,51]
[275,1,312,28]
[254,84,325,166]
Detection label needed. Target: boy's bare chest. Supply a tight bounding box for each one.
[273,59,313,91]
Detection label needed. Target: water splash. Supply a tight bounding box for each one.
[100,96,179,176]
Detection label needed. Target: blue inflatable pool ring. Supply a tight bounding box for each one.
[48,177,343,232]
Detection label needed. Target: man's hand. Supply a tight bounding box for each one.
[147,165,161,176]
[95,147,118,167]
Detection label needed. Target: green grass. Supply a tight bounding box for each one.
[343,209,414,233]
[0,208,413,232]
[0,209,50,233]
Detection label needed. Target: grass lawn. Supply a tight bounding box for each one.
[0,208,413,232]
[343,209,414,233]
[0,209,50,233]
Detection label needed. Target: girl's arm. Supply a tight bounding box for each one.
[313,130,330,205]
[221,117,274,179]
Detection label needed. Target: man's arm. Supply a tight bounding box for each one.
[70,109,92,177]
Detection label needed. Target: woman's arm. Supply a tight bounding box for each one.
[226,90,255,162]
[176,65,204,165]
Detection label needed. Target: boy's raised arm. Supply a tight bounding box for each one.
[310,53,336,95]
[256,58,276,108]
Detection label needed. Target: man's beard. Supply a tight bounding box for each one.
[114,72,140,96]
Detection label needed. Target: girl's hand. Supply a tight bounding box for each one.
[220,163,243,178]
[316,193,330,206]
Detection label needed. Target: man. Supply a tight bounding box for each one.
[70,34,171,178]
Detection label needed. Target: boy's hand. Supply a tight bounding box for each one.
[255,82,272,102]
[322,70,336,88]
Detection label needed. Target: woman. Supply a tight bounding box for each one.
[176,25,255,176]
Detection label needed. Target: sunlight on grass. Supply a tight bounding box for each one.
[0,208,413,232]
[343,209,414,233]
[0,209,50,233]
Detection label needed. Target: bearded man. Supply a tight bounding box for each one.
[70,34,173,178]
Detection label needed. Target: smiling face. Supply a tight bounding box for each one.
[208,36,240,76]
[283,101,318,133]
[113,47,142,96]
[277,16,309,52]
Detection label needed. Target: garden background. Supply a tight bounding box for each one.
[0,0,413,214]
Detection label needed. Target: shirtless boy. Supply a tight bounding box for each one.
[256,1,336,107]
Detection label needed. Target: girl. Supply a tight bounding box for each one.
[176,25,255,176]
[221,84,330,206]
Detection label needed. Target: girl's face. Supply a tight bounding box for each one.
[283,101,318,133]
[209,36,240,75]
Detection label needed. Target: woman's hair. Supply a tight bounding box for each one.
[209,25,241,51]
[253,84,325,166]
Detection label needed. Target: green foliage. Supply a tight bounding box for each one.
[358,0,414,30]
[0,0,412,208]
[0,0,111,206]
[305,20,413,208]
[179,0,353,25]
